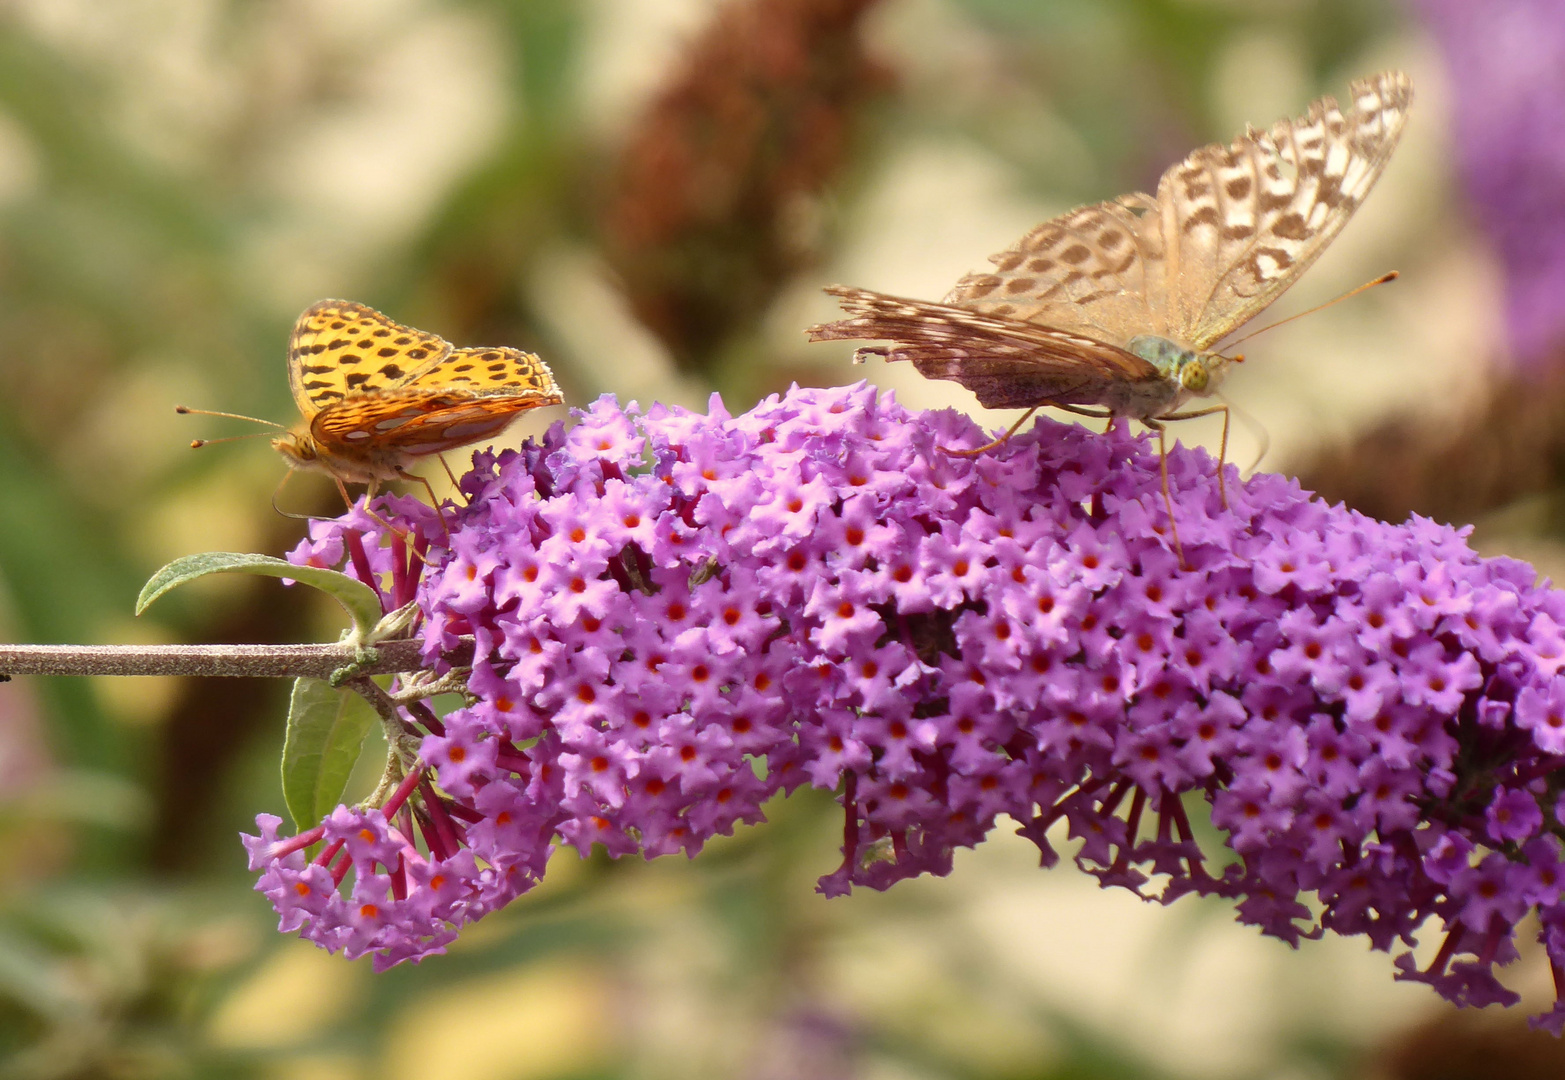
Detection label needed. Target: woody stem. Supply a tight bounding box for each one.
[0,639,471,679]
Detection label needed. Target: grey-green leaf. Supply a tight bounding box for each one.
[136,552,384,640]
[281,676,377,832]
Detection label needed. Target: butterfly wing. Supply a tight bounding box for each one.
[399,343,562,401]
[309,344,563,461]
[940,193,1171,344]
[808,286,1164,411]
[287,300,453,419]
[1158,70,1412,349]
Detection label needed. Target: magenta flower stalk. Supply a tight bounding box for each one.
[244,383,1565,1031]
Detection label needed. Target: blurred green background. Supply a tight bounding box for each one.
[3,1,1563,1077]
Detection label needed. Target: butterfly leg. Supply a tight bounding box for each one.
[1143,419,1188,571]
[333,474,358,514]
[437,454,472,505]
[1159,404,1232,510]
[1218,405,1230,509]
[1048,402,1113,427]
[332,473,419,544]
[940,407,1039,458]
[400,468,453,540]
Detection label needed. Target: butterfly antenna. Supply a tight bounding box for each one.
[176,405,287,429]
[188,432,277,449]
[1224,271,1398,350]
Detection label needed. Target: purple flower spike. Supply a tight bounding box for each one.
[1413,0,1565,363]
[249,383,1565,1031]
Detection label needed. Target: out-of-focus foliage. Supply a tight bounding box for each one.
[2,1,1560,1078]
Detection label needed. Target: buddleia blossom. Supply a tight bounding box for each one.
[245,383,1565,1032]
[1413,0,1565,363]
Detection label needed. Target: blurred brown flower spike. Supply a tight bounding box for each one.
[601,0,891,375]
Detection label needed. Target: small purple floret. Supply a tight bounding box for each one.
[249,383,1565,1028]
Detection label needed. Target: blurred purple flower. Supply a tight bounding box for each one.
[248,384,1565,1031]
[1414,0,1565,363]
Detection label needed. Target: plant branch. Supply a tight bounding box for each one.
[345,675,420,741]
[0,639,473,680]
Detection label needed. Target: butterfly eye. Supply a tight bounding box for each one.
[1180,362,1210,393]
[273,434,314,462]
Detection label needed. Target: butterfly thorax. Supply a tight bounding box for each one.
[1125,335,1230,415]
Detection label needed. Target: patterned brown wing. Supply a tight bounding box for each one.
[941,193,1169,344]
[808,286,1165,411]
[286,300,453,418]
[1159,70,1412,349]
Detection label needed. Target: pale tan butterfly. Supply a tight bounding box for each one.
[808,71,1412,562]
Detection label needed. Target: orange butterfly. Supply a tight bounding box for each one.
[186,300,563,510]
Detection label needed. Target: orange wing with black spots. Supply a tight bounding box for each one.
[278,300,563,481]
[310,345,563,455]
[287,300,454,417]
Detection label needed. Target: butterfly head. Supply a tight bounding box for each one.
[1175,351,1232,397]
[271,422,404,484]
[1127,335,1232,403]
[271,428,320,471]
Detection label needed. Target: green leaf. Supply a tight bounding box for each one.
[136,552,384,641]
[281,677,378,832]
